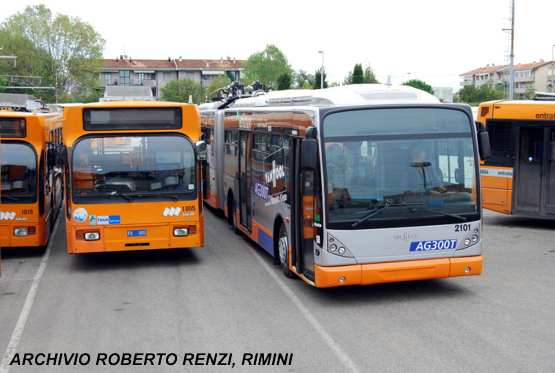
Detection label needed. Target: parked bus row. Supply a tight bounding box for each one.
[1,101,206,256]
[4,84,552,287]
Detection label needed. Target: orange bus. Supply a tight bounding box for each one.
[58,101,206,253]
[478,99,555,218]
[1,111,63,248]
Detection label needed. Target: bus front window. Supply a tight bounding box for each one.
[72,135,196,202]
[1,143,37,203]
[323,108,480,226]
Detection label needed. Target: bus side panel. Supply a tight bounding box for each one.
[481,170,514,214]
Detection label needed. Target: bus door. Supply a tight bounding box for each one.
[239,130,252,231]
[514,126,555,216]
[292,137,317,281]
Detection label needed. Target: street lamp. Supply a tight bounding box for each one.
[318,51,324,89]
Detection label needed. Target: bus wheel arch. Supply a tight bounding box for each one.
[275,218,296,278]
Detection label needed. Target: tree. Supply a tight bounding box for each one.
[363,65,379,84]
[242,44,293,88]
[277,73,292,90]
[1,5,106,102]
[206,74,232,99]
[457,83,504,104]
[352,64,364,84]
[293,70,313,89]
[402,79,434,95]
[313,69,328,89]
[160,78,205,104]
[344,63,379,85]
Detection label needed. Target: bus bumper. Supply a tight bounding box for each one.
[313,255,483,288]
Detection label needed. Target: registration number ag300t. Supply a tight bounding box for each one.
[410,239,457,251]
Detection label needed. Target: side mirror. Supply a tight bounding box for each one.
[301,127,318,170]
[475,121,491,160]
[47,148,56,168]
[195,140,207,161]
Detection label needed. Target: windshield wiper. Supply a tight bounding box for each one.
[408,208,467,221]
[120,193,178,202]
[351,203,406,227]
[2,195,19,202]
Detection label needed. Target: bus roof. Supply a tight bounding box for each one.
[232,84,439,108]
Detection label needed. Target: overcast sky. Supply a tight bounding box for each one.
[2,0,554,91]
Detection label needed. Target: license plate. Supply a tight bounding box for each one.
[410,239,457,251]
[127,229,147,237]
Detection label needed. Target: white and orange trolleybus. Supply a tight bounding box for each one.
[200,84,491,287]
[1,111,63,248]
[59,101,205,253]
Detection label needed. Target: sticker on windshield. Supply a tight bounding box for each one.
[410,239,457,251]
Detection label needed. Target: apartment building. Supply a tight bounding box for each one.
[460,60,554,95]
[99,57,245,100]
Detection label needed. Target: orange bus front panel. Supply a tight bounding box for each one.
[67,223,203,253]
[313,255,483,288]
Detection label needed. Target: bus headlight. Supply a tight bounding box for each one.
[14,227,28,237]
[84,231,100,241]
[327,234,354,258]
[174,227,189,236]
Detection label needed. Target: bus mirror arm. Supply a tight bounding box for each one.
[475,121,491,161]
[196,140,207,162]
[56,145,68,166]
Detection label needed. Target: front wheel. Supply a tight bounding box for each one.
[228,197,241,235]
[278,223,296,278]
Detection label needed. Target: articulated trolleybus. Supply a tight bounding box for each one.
[1,111,63,248]
[478,99,555,219]
[60,101,206,253]
[200,84,491,287]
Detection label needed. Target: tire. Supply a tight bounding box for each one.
[228,196,241,235]
[277,223,296,278]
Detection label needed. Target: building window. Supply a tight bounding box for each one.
[104,74,111,84]
[138,73,145,85]
[119,71,130,85]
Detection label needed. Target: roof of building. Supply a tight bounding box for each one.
[102,58,246,70]
[461,61,551,75]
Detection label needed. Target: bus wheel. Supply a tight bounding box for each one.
[229,198,241,235]
[278,223,296,278]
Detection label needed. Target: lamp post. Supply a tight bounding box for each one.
[318,51,324,89]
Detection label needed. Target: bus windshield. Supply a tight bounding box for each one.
[72,134,196,202]
[1,143,37,203]
[323,108,478,226]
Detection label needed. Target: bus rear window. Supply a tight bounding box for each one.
[83,108,182,130]
[0,118,26,138]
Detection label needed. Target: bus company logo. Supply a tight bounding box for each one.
[253,181,269,201]
[163,207,182,217]
[0,211,17,220]
[73,208,88,222]
[393,232,418,241]
[265,160,285,187]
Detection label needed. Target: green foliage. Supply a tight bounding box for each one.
[242,44,293,88]
[352,64,364,84]
[457,83,504,104]
[293,70,313,89]
[1,5,106,102]
[160,78,205,104]
[206,74,232,99]
[277,73,292,90]
[402,79,434,94]
[344,63,380,85]
[313,69,328,89]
